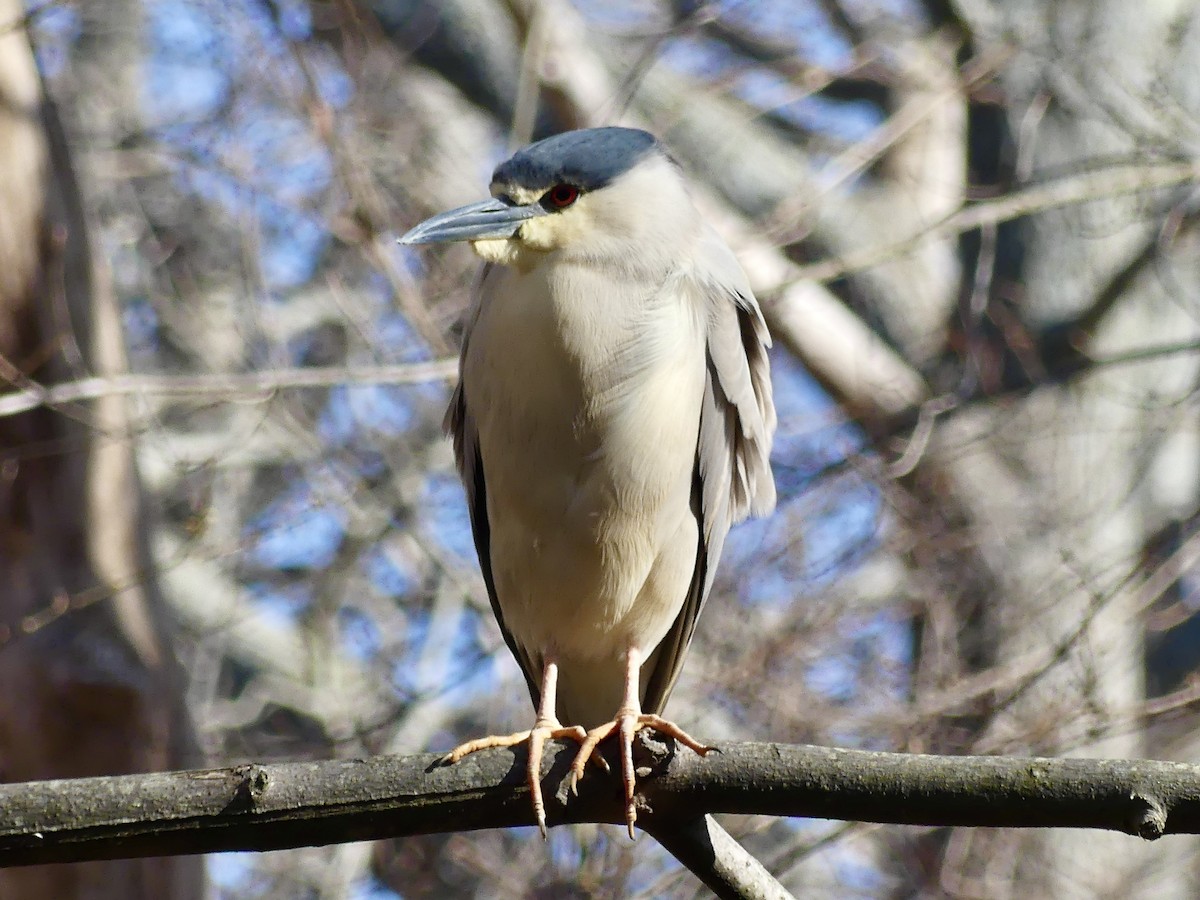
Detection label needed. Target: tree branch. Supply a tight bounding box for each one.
[2,738,1198,872]
[644,814,796,900]
[790,159,1200,284]
[0,359,459,418]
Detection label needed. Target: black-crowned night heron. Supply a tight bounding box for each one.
[400,127,776,838]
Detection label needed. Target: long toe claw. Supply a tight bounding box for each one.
[636,714,712,756]
[618,712,639,839]
[568,711,712,839]
[567,721,619,795]
[527,722,588,839]
[527,726,550,838]
[440,729,535,765]
[441,721,591,839]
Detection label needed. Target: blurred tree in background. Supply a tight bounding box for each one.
[3,0,1200,896]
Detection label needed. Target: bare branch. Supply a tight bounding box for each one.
[0,359,458,418]
[2,738,1198,874]
[644,815,796,900]
[793,159,1200,283]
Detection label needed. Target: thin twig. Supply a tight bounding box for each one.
[0,359,458,418]
[791,159,1200,284]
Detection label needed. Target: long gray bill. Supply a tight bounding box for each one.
[398,198,547,245]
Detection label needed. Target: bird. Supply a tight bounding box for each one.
[399,126,775,838]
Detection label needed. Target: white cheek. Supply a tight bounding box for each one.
[519,217,560,251]
[471,238,522,265]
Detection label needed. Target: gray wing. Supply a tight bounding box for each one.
[444,265,542,708]
[641,228,777,715]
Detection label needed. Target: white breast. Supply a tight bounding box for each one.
[463,258,706,666]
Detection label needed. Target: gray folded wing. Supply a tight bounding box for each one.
[641,227,776,715]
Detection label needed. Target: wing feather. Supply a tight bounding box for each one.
[445,266,542,707]
[641,229,776,714]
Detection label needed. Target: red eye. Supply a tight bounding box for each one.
[545,184,579,209]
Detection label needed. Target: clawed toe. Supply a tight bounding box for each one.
[635,714,712,757]
[441,722,592,839]
[564,712,710,839]
[439,730,532,766]
[441,653,710,842]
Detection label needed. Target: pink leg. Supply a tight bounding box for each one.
[565,647,712,838]
[442,656,586,839]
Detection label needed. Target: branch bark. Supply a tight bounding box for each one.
[2,738,1197,869]
[644,815,796,900]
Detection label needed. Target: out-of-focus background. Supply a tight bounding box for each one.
[4,0,1200,896]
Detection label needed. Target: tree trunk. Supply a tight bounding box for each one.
[0,2,201,896]
[927,1,1200,895]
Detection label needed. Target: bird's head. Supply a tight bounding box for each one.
[399,127,696,271]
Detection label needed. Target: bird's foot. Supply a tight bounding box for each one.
[441,719,589,839]
[566,710,712,839]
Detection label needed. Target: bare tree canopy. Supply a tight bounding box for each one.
[3,0,1200,896]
